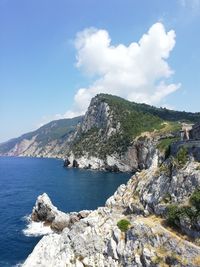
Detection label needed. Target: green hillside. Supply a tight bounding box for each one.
[72,94,164,157]
[99,94,200,123]
[1,94,200,159]
[0,116,83,154]
[72,94,200,158]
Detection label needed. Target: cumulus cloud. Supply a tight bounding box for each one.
[64,22,181,117]
[64,23,180,117]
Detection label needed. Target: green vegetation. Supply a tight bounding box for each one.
[100,94,164,139]
[2,93,200,158]
[117,219,131,232]
[166,189,200,231]
[157,121,181,134]
[73,94,165,157]
[0,116,83,154]
[71,95,198,159]
[174,146,188,167]
[157,137,179,159]
[158,163,171,176]
[72,127,99,157]
[190,188,200,210]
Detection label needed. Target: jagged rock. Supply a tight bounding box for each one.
[31,193,91,233]
[63,158,70,167]
[105,164,120,172]
[78,210,91,218]
[73,159,79,168]
[31,193,57,223]
[23,159,200,267]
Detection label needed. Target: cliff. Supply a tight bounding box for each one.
[22,156,200,267]
[0,117,83,158]
[1,94,200,171]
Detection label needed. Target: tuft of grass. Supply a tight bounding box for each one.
[192,256,200,266]
[159,164,171,176]
[157,137,178,152]
[174,146,188,168]
[117,219,131,232]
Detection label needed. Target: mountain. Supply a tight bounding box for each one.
[1,93,200,171]
[0,116,83,158]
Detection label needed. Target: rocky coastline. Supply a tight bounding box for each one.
[22,155,200,267]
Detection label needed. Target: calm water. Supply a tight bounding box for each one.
[0,157,130,266]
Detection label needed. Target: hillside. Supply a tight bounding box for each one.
[1,94,200,171]
[97,94,200,123]
[71,94,164,158]
[0,116,83,157]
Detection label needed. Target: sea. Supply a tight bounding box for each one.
[0,156,130,267]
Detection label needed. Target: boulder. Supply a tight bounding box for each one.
[63,158,70,167]
[73,159,79,168]
[31,193,70,232]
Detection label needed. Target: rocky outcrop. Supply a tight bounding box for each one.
[31,193,91,232]
[64,136,158,172]
[23,159,200,267]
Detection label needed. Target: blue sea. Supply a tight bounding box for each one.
[0,157,130,266]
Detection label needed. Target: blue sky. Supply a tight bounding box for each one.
[0,0,200,142]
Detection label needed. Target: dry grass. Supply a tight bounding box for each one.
[192,256,200,266]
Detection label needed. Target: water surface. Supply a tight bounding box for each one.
[0,157,130,266]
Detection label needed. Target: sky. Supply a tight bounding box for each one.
[1,0,200,142]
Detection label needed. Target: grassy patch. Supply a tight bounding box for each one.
[166,189,200,232]
[157,137,179,159]
[117,219,131,232]
[174,146,188,168]
[190,188,200,210]
[159,163,171,176]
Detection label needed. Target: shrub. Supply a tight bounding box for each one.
[166,201,197,229]
[175,146,188,167]
[190,189,200,210]
[157,137,178,159]
[117,219,131,232]
[166,205,180,226]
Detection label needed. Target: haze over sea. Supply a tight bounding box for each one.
[0,157,130,267]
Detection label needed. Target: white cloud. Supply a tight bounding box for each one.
[37,22,180,128]
[63,22,180,117]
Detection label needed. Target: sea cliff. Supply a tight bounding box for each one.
[22,155,200,267]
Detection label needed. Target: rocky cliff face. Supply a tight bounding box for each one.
[2,93,198,172]
[0,117,83,158]
[22,158,200,267]
[66,137,158,172]
[64,94,165,172]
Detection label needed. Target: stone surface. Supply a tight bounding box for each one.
[23,158,200,267]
